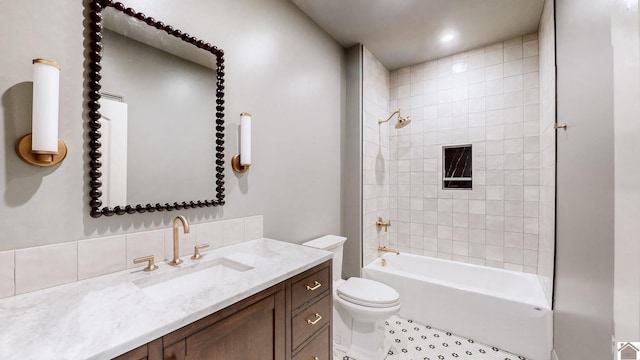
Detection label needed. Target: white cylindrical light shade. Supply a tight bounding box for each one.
[32,59,60,154]
[240,112,251,165]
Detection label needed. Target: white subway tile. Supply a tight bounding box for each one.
[504,60,523,77]
[524,234,539,250]
[505,232,524,248]
[504,263,524,272]
[16,242,77,294]
[453,240,469,255]
[503,107,523,124]
[504,36,523,47]
[437,238,453,253]
[127,230,165,267]
[469,53,485,69]
[486,245,504,261]
[524,217,539,234]
[486,230,504,246]
[524,201,539,217]
[505,200,524,216]
[485,49,504,66]
[504,247,523,264]
[0,251,14,298]
[505,216,524,233]
[196,221,222,250]
[486,200,505,216]
[505,185,524,200]
[504,91,523,108]
[524,249,538,266]
[469,256,486,266]
[438,226,453,240]
[452,213,469,228]
[486,185,505,200]
[469,214,486,229]
[505,170,524,185]
[244,215,264,241]
[437,212,453,226]
[523,41,539,57]
[523,57,539,74]
[469,229,486,244]
[469,200,486,214]
[485,64,504,80]
[504,45,523,62]
[78,236,126,280]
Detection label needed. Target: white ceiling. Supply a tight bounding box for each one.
[291,0,545,70]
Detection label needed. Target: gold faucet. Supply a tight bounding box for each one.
[169,215,190,266]
[376,217,391,232]
[378,246,399,255]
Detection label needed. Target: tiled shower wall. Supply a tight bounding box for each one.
[537,0,556,304]
[387,35,541,272]
[362,47,391,265]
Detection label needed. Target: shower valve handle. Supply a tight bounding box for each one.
[376,217,391,232]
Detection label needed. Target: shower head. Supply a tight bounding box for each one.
[378,109,411,129]
[394,116,411,129]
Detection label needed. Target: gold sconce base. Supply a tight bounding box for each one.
[231,153,250,173]
[16,134,67,167]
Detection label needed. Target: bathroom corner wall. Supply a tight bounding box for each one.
[0,1,344,251]
[362,47,390,265]
[537,0,556,307]
[388,35,541,273]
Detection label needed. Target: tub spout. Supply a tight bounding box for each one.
[378,246,399,255]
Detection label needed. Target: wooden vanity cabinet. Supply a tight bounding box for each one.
[286,262,332,360]
[113,261,331,360]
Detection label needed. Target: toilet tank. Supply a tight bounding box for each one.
[302,235,347,282]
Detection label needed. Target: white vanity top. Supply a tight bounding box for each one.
[0,238,332,359]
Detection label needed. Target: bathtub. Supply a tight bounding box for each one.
[363,252,552,360]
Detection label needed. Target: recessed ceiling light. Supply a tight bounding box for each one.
[440,32,456,43]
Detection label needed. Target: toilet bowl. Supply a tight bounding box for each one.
[303,235,400,360]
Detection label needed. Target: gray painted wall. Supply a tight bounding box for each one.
[554,0,615,358]
[0,0,345,251]
[342,45,363,278]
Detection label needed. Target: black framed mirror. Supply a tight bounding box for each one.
[87,0,225,217]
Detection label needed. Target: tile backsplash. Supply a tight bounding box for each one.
[0,215,263,298]
[365,33,543,274]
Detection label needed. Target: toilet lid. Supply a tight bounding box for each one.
[337,278,400,308]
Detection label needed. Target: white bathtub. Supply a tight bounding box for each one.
[363,252,552,360]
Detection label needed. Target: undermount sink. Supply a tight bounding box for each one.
[223,239,281,266]
[133,257,253,299]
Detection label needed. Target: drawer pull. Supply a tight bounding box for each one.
[306,313,323,325]
[306,281,322,291]
[313,357,319,360]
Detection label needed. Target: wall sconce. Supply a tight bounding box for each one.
[16,58,67,167]
[231,112,251,173]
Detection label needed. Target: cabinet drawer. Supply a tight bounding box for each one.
[291,266,330,310]
[292,326,330,360]
[291,294,331,350]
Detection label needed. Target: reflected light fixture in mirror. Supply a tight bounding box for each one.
[232,112,251,173]
[16,59,67,167]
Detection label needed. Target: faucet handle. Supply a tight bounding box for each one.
[191,243,210,260]
[133,255,158,272]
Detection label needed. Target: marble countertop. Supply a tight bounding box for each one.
[0,238,332,359]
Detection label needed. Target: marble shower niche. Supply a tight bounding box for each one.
[443,145,472,189]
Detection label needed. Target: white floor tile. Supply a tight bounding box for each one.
[334,315,527,360]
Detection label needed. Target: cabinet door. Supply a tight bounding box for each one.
[184,293,283,359]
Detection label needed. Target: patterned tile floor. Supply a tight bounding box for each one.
[334,315,527,360]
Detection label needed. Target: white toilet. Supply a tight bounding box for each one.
[303,235,400,360]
